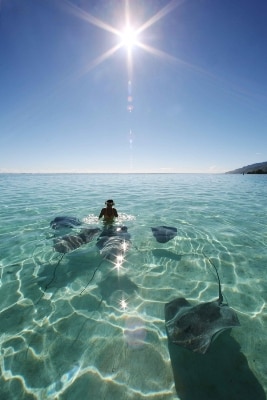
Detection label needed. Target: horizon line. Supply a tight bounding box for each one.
[0,171,226,175]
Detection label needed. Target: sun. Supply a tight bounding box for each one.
[63,0,183,76]
[119,25,138,50]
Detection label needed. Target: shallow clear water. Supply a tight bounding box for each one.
[0,173,266,399]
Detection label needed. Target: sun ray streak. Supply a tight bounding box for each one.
[136,42,187,65]
[64,0,121,36]
[136,0,186,35]
[136,42,212,77]
[127,47,133,80]
[125,0,131,26]
[81,43,123,75]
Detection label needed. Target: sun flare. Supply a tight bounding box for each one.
[64,0,183,76]
[119,26,138,49]
[119,297,128,311]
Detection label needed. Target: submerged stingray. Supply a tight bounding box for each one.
[54,228,100,253]
[96,225,131,261]
[165,258,240,354]
[151,226,177,243]
[50,216,82,230]
[79,226,131,295]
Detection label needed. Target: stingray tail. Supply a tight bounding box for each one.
[203,252,223,304]
[36,253,65,305]
[80,259,104,295]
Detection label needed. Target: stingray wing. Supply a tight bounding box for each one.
[99,236,131,261]
[54,234,83,253]
[54,228,100,253]
[151,226,177,243]
[165,298,240,354]
[50,216,82,229]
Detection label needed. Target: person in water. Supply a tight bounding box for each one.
[98,199,118,222]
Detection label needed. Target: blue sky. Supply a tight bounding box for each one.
[0,0,266,173]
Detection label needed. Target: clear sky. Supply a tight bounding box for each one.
[0,0,267,173]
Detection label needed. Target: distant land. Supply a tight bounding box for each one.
[226,161,267,174]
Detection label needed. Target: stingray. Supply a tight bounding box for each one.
[151,226,177,243]
[96,225,131,261]
[53,228,100,253]
[50,216,82,230]
[165,257,240,354]
[80,226,131,295]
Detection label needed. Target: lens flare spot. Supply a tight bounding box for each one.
[115,255,124,268]
[119,297,128,310]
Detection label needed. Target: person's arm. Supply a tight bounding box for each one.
[99,208,105,219]
[113,208,118,217]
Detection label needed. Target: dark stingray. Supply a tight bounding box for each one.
[50,216,82,230]
[96,225,131,261]
[151,226,177,243]
[53,228,100,253]
[165,258,240,354]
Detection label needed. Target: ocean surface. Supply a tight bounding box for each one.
[0,173,266,400]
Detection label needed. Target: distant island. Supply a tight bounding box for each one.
[226,161,267,174]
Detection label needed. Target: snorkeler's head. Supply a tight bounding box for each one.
[105,199,115,206]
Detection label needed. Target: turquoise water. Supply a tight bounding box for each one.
[0,173,266,400]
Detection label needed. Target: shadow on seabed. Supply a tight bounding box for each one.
[168,330,266,400]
